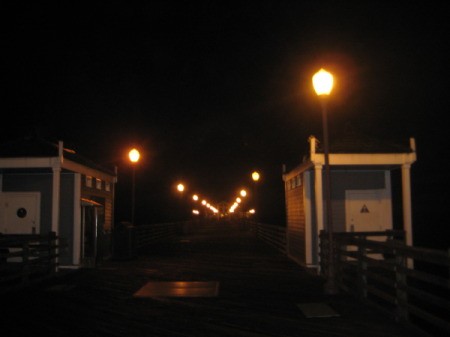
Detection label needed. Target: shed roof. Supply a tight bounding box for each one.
[315,129,413,154]
[283,134,416,180]
[0,136,116,176]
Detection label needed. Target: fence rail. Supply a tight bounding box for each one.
[135,222,184,249]
[249,225,449,336]
[0,232,61,294]
[250,222,287,254]
[320,230,450,337]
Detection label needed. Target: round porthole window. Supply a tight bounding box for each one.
[17,208,27,218]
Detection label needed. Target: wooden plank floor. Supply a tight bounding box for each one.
[1,222,424,337]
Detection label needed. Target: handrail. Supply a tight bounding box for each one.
[320,230,450,337]
[135,222,185,249]
[0,232,62,294]
[248,221,287,254]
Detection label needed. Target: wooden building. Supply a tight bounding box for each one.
[282,135,416,269]
[0,137,117,268]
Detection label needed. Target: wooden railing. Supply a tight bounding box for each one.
[112,222,185,259]
[320,230,450,337]
[135,222,184,249]
[250,222,287,254]
[0,232,62,294]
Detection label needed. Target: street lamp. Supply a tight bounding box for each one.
[177,183,185,193]
[128,148,140,225]
[251,171,260,220]
[312,68,338,294]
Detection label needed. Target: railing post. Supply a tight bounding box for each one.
[319,230,327,277]
[448,249,450,281]
[357,236,367,299]
[394,246,409,323]
[48,231,57,274]
[22,241,30,285]
[334,235,342,290]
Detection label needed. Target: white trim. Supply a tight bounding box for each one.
[73,173,81,266]
[303,171,313,265]
[308,135,417,167]
[0,157,116,183]
[51,166,60,234]
[63,159,116,182]
[311,152,417,166]
[313,164,324,270]
[0,157,61,168]
[51,165,60,271]
[313,164,324,234]
[384,171,393,227]
[402,164,413,246]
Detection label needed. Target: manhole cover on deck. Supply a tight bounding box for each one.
[133,281,219,298]
[297,302,340,318]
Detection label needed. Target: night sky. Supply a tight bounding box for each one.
[2,1,449,249]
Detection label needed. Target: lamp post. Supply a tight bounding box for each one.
[128,148,140,225]
[312,68,338,294]
[251,171,260,220]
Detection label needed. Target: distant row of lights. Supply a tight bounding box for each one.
[176,183,219,215]
[228,189,247,213]
[175,170,260,216]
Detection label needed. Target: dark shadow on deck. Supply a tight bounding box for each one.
[1,220,424,337]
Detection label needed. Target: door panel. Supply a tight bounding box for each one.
[345,189,392,260]
[346,190,383,232]
[81,205,104,268]
[0,192,40,234]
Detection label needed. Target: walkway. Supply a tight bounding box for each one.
[1,221,423,336]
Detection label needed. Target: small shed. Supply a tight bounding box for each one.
[0,137,117,268]
[282,135,417,269]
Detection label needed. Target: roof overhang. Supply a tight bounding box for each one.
[0,156,117,183]
[283,136,417,181]
[311,152,417,167]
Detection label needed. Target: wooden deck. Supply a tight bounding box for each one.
[1,221,424,337]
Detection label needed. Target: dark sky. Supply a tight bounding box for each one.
[2,1,450,247]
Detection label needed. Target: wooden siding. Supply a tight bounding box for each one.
[285,175,306,265]
[104,198,113,232]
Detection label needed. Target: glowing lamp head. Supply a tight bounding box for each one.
[251,171,260,182]
[240,189,247,197]
[177,183,185,192]
[128,148,140,163]
[312,68,334,96]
